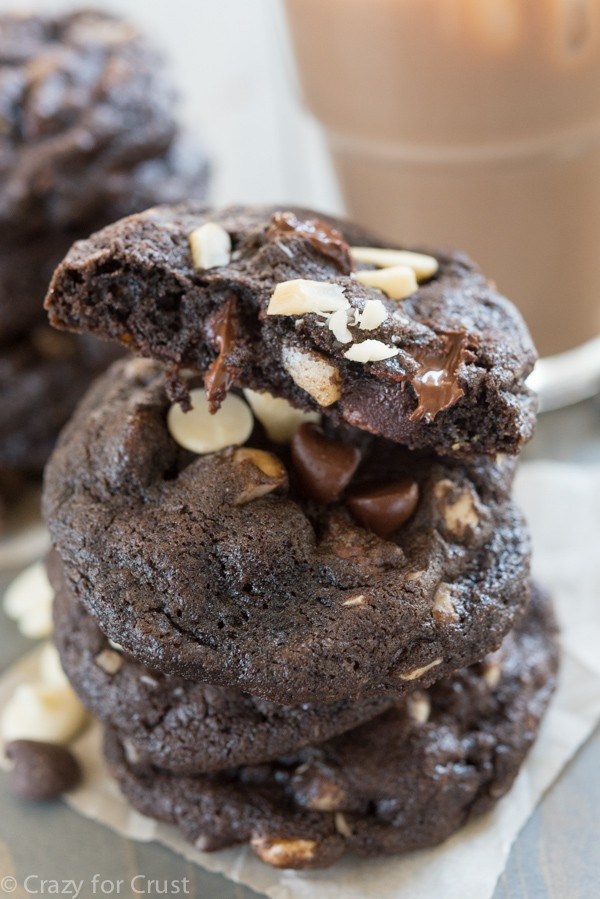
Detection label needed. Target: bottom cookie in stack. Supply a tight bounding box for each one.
[52,565,558,870]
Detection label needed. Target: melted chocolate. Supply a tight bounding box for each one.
[266,211,354,274]
[204,296,239,413]
[408,331,477,423]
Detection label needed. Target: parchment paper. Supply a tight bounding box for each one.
[1,461,600,899]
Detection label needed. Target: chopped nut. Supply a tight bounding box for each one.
[353,265,417,300]
[251,836,318,868]
[327,307,353,343]
[282,344,342,406]
[344,340,399,363]
[123,739,142,764]
[267,279,347,316]
[335,813,353,838]
[432,583,459,624]
[94,649,123,675]
[234,447,285,479]
[407,690,431,723]
[434,479,479,537]
[342,594,365,607]
[305,778,346,812]
[189,222,231,270]
[350,246,438,281]
[406,570,426,582]
[167,389,253,454]
[482,650,503,688]
[358,299,388,331]
[398,658,443,681]
[232,448,288,505]
[242,388,320,443]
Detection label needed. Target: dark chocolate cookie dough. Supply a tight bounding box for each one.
[104,585,558,870]
[52,556,393,773]
[44,357,530,704]
[45,204,537,457]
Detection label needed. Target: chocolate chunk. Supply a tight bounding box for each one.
[408,331,478,423]
[204,296,240,413]
[347,480,419,538]
[291,422,361,504]
[6,739,82,801]
[266,210,354,274]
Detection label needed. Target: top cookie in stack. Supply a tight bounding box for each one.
[45,205,536,458]
[43,205,536,706]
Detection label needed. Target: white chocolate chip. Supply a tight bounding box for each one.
[3,560,54,639]
[281,344,342,406]
[242,388,320,443]
[342,594,365,607]
[353,265,417,300]
[95,649,123,675]
[335,812,353,838]
[350,247,438,281]
[38,644,69,688]
[398,658,443,681]
[434,479,480,537]
[344,340,399,363]
[189,222,231,270]
[267,279,347,316]
[251,836,318,868]
[1,683,87,744]
[327,307,353,344]
[167,389,253,454]
[407,690,431,723]
[358,299,388,331]
[432,583,459,624]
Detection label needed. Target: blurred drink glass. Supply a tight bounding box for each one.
[283,0,600,365]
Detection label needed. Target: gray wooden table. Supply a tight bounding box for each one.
[1,398,599,899]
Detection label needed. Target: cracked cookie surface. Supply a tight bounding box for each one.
[44,358,530,703]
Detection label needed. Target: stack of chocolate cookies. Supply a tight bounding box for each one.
[0,9,208,521]
[42,205,558,869]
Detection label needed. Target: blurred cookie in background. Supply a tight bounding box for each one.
[0,8,210,530]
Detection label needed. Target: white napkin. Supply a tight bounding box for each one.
[1,461,600,899]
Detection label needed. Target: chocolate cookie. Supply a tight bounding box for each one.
[45,205,537,457]
[44,357,530,704]
[104,585,558,869]
[0,326,121,476]
[52,556,393,773]
[0,10,178,238]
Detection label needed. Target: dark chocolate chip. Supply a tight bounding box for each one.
[291,423,361,505]
[347,480,419,538]
[6,739,82,801]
